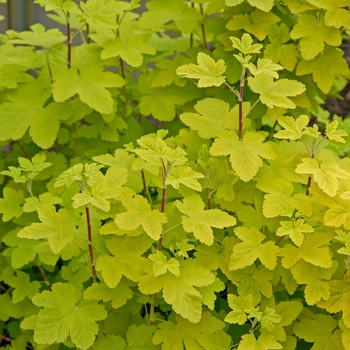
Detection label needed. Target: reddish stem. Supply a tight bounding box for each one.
[275,235,285,246]
[0,335,12,342]
[141,170,152,204]
[67,13,71,68]
[37,264,52,291]
[15,140,29,159]
[119,57,127,117]
[190,2,194,48]
[199,4,207,50]
[85,206,97,283]
[238,85,244,140]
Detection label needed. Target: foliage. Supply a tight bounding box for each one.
[0,0,350,349]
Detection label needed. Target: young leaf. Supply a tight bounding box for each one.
[229,227,279,270]
[96,235,152,288]
[244,58,283,79]
[166,166,204,191]
[296,46,350,94]
[280,231,334,269]
[290,13,342,60]
[174,193,236,246]
[7,271,41,303]
[35,0,81,14]
[54,163,84,188]
[225,294,254,325]
[248,74,306,109]
[149,250,180,277]
[138,259,215,323]
[230,33,263,55]
[176,52,226,87]
[274,115,309,141]
[276,219,314,247]
[295,158,350,197]
[238,334,282,350]
[0,187,24,222]
[52,66,124,114]
[115,195,167,240]
[210,130,277,182]
[326,120,348,143]
[17,205,77,254]
[32,283,107,350]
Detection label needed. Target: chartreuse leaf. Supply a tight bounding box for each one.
[84,278,133,309]
[176,52,226,88]
[96,235,152,288]
[306,0,350,27]
[226,0,274,11]
[153,312,225,349]
[318,275,350,328]
[0,64,33,89]
[17,205,77,254]
[197,330,232,350]
[226,9,280,41]
[149,250,180,277]
[101,34,156,67]
[7,271,41,303]
[294,314,343,350]
[280,231,334,269]
[79,0,127,29]
[31,282,107,350]
[244,58,283,79]
[139,0,202,33]
[6,23,66,48]
[225,294,255,325]
[290,13,342,60]
[248,74,306,109]
[326,120,348,143]
[0,187,24,222]
[296,46,350,94]
[166,166,204,191]
[264,23,298,72]
[197,277,225,310]
[54,163,83,188]
[274,115,309,141]
[180,98,250,139]
[296,158,350,197]
[210,130,277,182]
[52,66,124,114]
[238,334,282,350]
[34,0,81,13]
[174,193,236,246]
[229,227,279,270]
[276,219,314,247]
[138,259,215,323]
[115,194,167,240]
[291,260,337,305]
[230,33,263,55]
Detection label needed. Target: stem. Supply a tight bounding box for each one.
[224,81,240,99]
[243,97,260,119]
[119,57,127,117]
[0,335,12,342]
[67,12,71,69]
[275,235,285,246]
[37,264,52,291]
[85,206,97,284]
[238,67,246,140]
[141,170,152,205]
[249,317,258,334]
[190,2,194,48]
[15,140,29,158]
[84,0,90,44]
[45,48,54,81]
[266,120,278,141]
[199,4,207,50]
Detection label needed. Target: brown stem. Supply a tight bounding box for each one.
[266,120,278,141]
[37,264,52,291]
[15,140,29,159]
[67,13,71,69]
[190,2,194,48]
[141,170,152,205]
[85,206,97,283]
[83,0,90,43]
[0,335,12,342]
[275,235,285,246]
[238,86,244,140]
[72,122,77,157]
[119,57,127,117]
[199,4,207,50]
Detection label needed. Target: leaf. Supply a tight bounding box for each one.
[197,330,232,350]
[244,58,283,79]
[52,66,124,114]
[32,283,107,350]
[274,115,309,141]
[238,334,282,350]
[166,166,204,191]
[280,231,334,269]
[210,130,277,182]
[248,74,306,109]
[35,0,81,14]
[6,23,66,48]
[54,163,84,188]
[101,34,156,67]
[176,52,226,87]
[226,10,280,41]
[225,294,254,325]
[230,33,263,55]
[139,0,202,33]
[84,279,133,310]
[7,271,41,303]
[276,219,314,247]
[179,98,242,139]
[294,314,343,350]
[149,251,180,277]
[124,324,160,350]
[306,0,350,27]
[264,23,299,71]
[0,64,33,89]
[296,158,350,196]
[296,46,350,94]
[318,276,350,328]
[229,227,279,270]
[290,13,342,60]
[0,187,24,222]
[174,193,236,246]
[326,120,348,143]
[138,259,215,323]
[17,205,77,254]
[115,195,167,240]
[96,235,152,288]
[153,312,225,349]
